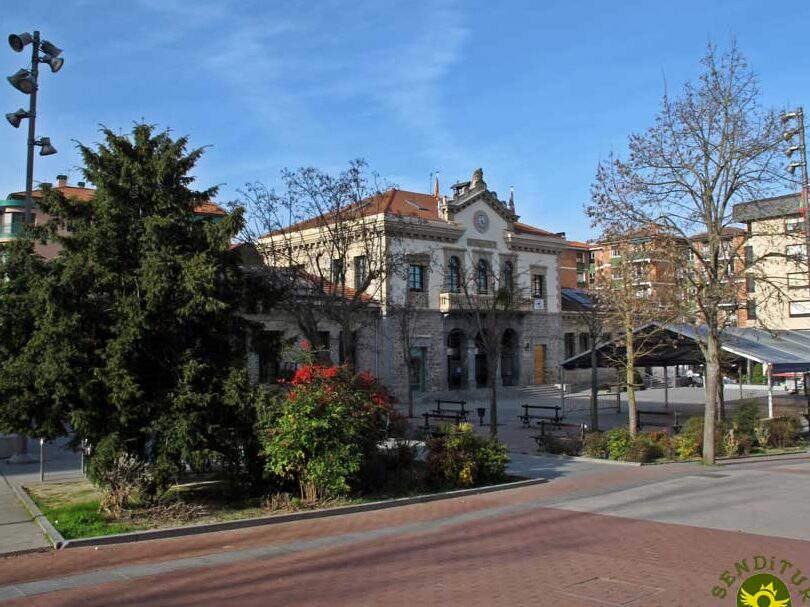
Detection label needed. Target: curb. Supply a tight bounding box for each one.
[509,451,643,467]
[10,485,65,549]
[59,477,547,550]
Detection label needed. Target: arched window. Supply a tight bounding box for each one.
[447,256,460,293]
[477,259,489,294]
[502,260,513,291]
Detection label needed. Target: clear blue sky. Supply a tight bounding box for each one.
[2,0,810,239]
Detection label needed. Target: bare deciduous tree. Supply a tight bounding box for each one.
[453,253,526,436]
[587,44,785,462]
[590,231,684,435]
[387,253,436,418]
[235,160,396,367]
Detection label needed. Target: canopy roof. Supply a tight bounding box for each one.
[562,323,810,373]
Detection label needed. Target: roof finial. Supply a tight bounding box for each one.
[434,171,440,199]
[508,186,515,214]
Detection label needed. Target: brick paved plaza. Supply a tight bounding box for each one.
[2,453,809,606]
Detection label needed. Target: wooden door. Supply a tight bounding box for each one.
[533,344,546,384]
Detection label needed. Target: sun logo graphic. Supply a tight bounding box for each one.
[737,574,792,607]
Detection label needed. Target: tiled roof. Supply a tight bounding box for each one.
[732,192,801,222]
[689,226,746,241]
[271,187,559,240]
[8,184,226,217]
[513,222,564,238]
[565,239,591,249]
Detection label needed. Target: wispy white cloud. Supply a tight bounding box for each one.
[131,0,468,170]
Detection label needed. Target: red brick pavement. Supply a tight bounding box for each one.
[2,463,809,606]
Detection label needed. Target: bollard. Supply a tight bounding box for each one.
[39,438,44,483]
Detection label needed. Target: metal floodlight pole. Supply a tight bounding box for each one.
[23,30,40,226]
[797,110,810,292]
[784,108,810,290]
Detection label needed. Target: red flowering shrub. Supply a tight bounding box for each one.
[258,364,398,502]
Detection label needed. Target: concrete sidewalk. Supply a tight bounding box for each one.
[0,438,82,556]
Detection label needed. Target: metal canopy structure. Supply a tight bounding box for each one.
[562,323,810,374]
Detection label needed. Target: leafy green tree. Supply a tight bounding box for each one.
[0,124,263,489]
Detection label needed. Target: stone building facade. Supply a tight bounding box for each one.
[254,169,566,402]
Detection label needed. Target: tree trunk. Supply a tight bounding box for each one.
[489,380,498,436]
[590,348,599,431]
[703,331,720,464]
[626,328,638,436]
[407,381,414,419]
[716,375,725,421]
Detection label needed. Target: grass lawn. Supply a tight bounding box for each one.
[26,481,143,539]
[26,467,525,540]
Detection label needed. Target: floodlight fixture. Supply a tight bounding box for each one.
[41,53,63,73]
[7,68,36,94]
[784,128,802,143]
[5,108,28,128]
[35,137,57,156]
[8,32,33,52]
[39,40,61,57]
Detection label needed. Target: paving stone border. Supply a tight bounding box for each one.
[30,477,546,550]
[11,484,66,550]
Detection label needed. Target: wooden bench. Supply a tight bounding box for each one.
[432,399,468,420]
[518,404,563,428]
[422,411,464,438]
[532,421,586,452]
[636,409,681,433]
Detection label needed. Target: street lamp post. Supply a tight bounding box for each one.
[5,30,63,463]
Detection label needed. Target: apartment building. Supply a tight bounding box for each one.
[2,175,227,259]
[734,192,810,330]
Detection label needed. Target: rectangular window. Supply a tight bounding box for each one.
[564,333,576,359]
[789,300,810,318]
[331,259,345,283]
[611,245,620,258]
[744,245,753,268]
[531,274,545,298]
[409,347,427,392]
[353,255,368,291]
[788,272,809,290]
[747,299,757,321]
[786,244,807,261]
[407,264,424,292]
[746,275,755,294]
[9,213,24,235]
[786,217,804,234]
[579,333,589,353]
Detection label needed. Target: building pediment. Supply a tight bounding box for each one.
[445,181,517,228]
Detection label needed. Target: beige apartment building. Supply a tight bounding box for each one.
[733,192,810,331]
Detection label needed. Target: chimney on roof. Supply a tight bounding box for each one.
[556,232,566,238]
[56,174,68,187]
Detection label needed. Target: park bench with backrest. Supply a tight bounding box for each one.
[422,411,465,438]
[432,399,468,420]
[532,420,586,452]
[636,409,681,433]
[518,404,563,428]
